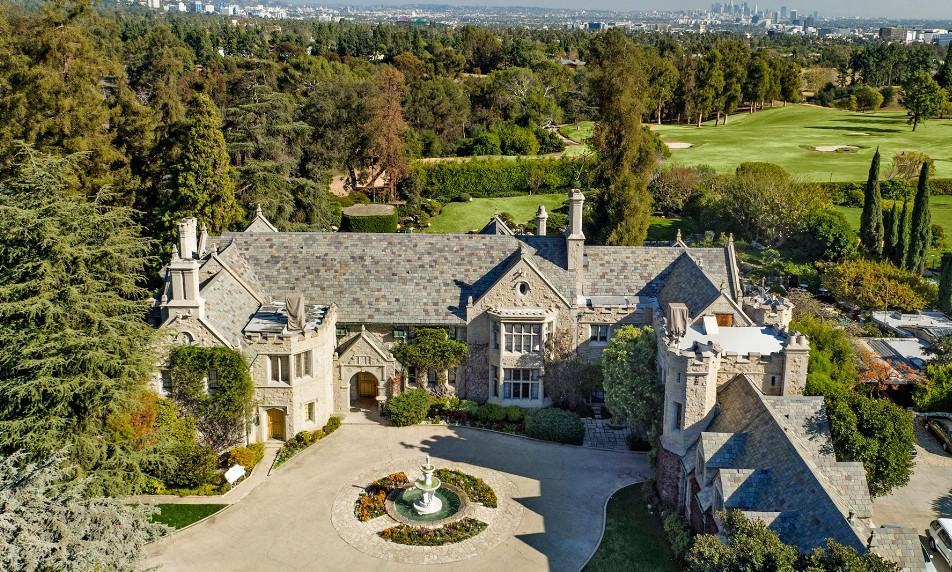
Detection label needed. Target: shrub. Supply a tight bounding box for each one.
[292,431,312,447]
[503,405,526,424]
[881,86,897,106]
[822,258,937,312]
[161,444,219,489]
[786,209,858,263]
[458,400,479,416]
[496,123,539,155]
[476,403,507,423]
[248,442,265,465]
[663,512,694,560]
[310,429,325,442]
[378,518,487,545]
[456,192,472,202]
[403,156,586,199]
[341,211,398,233]
[323,415,342,434]
[386,388,433,426]
[227,446,260,470]
[525,408,585,445]
[435,468,498,507]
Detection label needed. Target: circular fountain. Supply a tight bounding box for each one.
[387,456,468,525]
[412,455,442,515]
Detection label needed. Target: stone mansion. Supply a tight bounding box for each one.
[155,190,807,444]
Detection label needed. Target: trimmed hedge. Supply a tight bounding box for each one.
[342,211,398,233]
[405,156,588,199]
[525,408,585,445]
[822,178,952,206]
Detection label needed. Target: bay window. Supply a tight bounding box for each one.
[504,323,542,353]
[503,368,540,400]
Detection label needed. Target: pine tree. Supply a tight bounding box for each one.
[0,148,158,495]
[939,253,952,315]
[894,195,911,269]
[587,30,658,245]
[151,93,242,253]
[883,202,898,260]
[907,162,932,273]
[0,451,166,571]
[859,148,884,257]
[937,42,952,89]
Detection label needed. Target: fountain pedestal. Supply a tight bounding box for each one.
[413,456,443,515]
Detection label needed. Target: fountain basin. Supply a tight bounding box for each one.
[385,483,471,527]
[415,476,442,492]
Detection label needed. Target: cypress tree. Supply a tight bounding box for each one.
[907,162,932,274]
[939,253,952,315]
[894,194,911,269]
[859,148,884,257]
[883,202,898,259]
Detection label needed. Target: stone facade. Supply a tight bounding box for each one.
[153,191,750,445]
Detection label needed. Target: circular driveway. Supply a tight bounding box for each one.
[145,422,650,572]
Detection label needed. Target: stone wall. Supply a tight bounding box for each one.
[655,445,683,510]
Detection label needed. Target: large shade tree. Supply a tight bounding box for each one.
[392,328,468,392]
[0,148,158,495]
[600,325,662,436]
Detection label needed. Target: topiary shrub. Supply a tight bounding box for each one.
[504,405,525,424]
[311,429,325,442]
[342,211,398,233]
[524,408,585,445]
[323,415,342,434]
[476,403,507,423]
[293,431,312,447]
[386,388,433,426]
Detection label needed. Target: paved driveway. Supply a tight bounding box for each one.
[145,422,650,572]
[874,419,952,572]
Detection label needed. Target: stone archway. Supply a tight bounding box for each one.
[349,371,380,409]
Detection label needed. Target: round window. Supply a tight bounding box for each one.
[517,282,530,296]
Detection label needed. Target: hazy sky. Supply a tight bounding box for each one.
[348,0,952,20]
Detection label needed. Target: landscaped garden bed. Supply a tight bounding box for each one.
[273,415,342,469]
[354,472,410,521]
[434,468,497,507]
[378,517,488,546]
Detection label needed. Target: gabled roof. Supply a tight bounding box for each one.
[657,253,725,317]
[703,375,873,553]
[337,327,393,362]
[245,205,278,233]
[583,246,735,300]
[479,215,514,236]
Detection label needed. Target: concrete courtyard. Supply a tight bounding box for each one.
[145,420,650,572]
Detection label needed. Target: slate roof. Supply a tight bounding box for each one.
[583,246,734,300]
[202,231,737,326]
[656,253,724,317]
[703,375,872,553]
[244,302,329,334]
[199,267,261,348]
[479,215,514,236]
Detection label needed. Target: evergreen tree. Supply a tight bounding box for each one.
[939,253,952,315]
[587,30,659,246]
[151,93,242,252]
[859,148,884,257]
[936,42,952,90]
[883,202,898,259]
[907,162,932,273]
[893,195,911,269]
[0,451,166,571]
[0,148,158,495]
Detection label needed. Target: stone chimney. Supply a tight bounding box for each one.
[165,223,204,319]
[535,205,548,236]
[177,217,198,260]
[565,189,585,274]
[781,333,810,396]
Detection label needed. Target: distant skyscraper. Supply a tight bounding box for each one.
[780,5,787,20]
[790,9,798,21]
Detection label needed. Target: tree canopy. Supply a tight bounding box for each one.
[600,325,662,436]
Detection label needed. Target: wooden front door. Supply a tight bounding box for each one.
[357,372,377,398]
[267,409,286,441]
[715,313,735,327]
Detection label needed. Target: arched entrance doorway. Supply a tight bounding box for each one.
[266,408,286,441]
[349,371,380,411]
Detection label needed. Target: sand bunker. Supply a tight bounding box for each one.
[845,131,869,136]
[666,142,694,149]
[815,145,859,153]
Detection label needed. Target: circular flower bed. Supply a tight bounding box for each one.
[354,472,409,522]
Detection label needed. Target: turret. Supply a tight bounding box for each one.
[781,333,810,395]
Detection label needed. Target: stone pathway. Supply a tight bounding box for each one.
[582,406,632,450]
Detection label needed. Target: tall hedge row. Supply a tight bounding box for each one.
[405,156,588,199]
[342,212,398,233]
[822,178,952,206]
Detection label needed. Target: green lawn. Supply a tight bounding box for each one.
[654,105,952,182]
[151,503,225,529]
[559,121,595,144]
[834,195,952,264]
[584,483,681,572]
[425,193,568,233]
[426,193,691,239]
